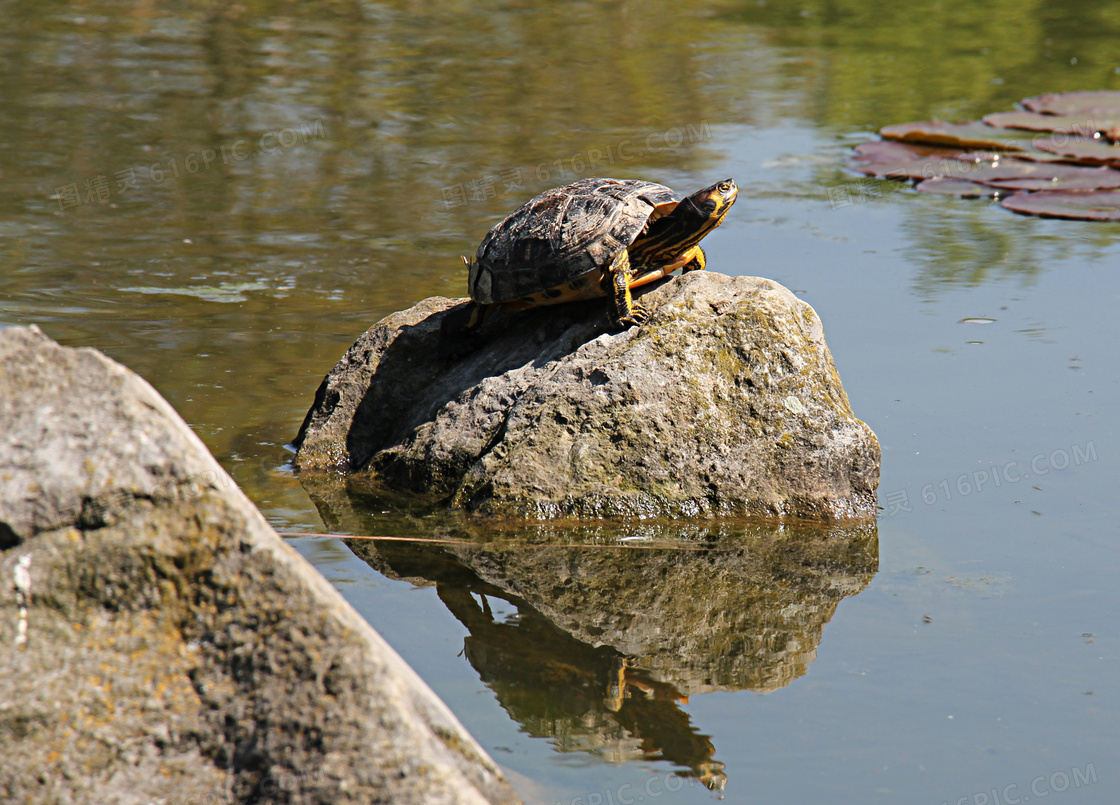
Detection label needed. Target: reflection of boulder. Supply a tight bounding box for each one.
[306,474,878,790]
[352,539,728,789]
[351,525,877,696]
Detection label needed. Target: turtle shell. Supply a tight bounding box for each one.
[468,177,681,305]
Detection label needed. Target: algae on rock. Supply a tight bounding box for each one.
[295,271,880,521]
[0,325,520,805]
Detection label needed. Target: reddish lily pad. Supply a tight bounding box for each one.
[850,141,976,181]
[951,159,1107,187]
[1033,137,1120,167]
[981,111,1120,141]
[851,143,1120,192]
[980,165,1120,192]
[880,121,1034,152]
[855,92,1120,219]
[851,142,1045,182]
[915,177,998,197]
[1021,91,1120,116]
[1001,189,1120,221]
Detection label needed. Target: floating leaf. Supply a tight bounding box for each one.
[915,177,997,197]
[880,121,1034,152]
[854,91,1120,220]
[981,111,1120,141]
[1033,137,1120,167]
[950,159,1113,187]
[1021,90,1120,116]
[1001,189,1120,221]
[851,143,1120,192]
[850,141,975,180]
[980,165,1120,192]
[852,142,1038,182]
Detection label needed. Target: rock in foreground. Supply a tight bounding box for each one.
[0,326,519,805]
[295,271,880,521]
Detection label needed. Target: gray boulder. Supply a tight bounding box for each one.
[294,271,879,520]
[0,326,520,805]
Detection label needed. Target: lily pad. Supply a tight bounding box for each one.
[915,177,997,197]
[1021,90,1120,116]
[1033,137,1120,167]
[880,121,1035,152]
[1001,189,1120,221]
[854,91,1120,219]
[852,142,1120,193]
[850,141,975,181]
[981,111,1120,141]
[950,159,1113,187]
[980,165,1120,192]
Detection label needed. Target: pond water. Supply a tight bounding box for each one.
[3,1,1119,802]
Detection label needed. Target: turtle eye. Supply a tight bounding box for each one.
[717,181,733,194]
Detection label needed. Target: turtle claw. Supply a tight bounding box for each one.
[619,304,649,328]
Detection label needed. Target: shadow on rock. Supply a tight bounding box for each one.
[293,293,618,480]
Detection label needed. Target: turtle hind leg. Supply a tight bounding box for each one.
[608,249,648,329]
[439,300,495,358]
[443,300,495,333]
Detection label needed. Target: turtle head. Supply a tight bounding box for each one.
[652,178,737,248]
[628,178,737,271]
[680,178,737,227]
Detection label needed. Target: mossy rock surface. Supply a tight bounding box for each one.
[295,271,880,521]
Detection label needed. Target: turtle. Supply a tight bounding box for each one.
[461,176,737,330]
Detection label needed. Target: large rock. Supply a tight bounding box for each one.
[294,271,879,520]
[0,326,520,805]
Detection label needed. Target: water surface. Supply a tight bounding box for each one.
[3,1,1119,802]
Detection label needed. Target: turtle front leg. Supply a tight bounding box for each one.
[608,249,647,328]
[681,245,707,273]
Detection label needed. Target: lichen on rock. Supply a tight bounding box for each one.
[0,325,520,805]
[295,271,880,521]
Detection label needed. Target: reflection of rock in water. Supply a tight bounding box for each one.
[437,585,722,786]
[341,521,878,790]
[302,466,877,788]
